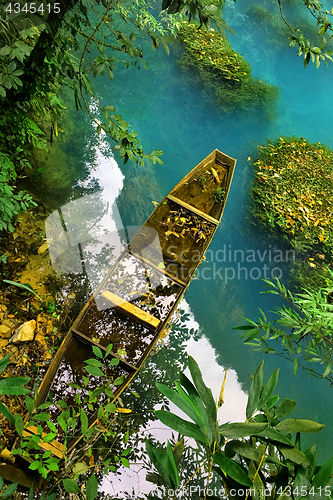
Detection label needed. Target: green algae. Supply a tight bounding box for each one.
[177,22,279,113]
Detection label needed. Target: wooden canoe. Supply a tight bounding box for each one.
[20,149,236,460]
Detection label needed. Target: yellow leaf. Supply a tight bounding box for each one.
[38,241,49,254]
[211,167,220,183]
[117,408,132,413]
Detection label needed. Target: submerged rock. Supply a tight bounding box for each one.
[9,320,36,343]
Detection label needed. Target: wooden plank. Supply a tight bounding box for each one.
[167,194,219,225]
[0,464,47,489]
[130,250,187,287]
[22,428,63,459]
[100,290,161,329]
[36,330,73,407]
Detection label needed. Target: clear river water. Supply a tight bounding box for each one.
[33,0,333,495]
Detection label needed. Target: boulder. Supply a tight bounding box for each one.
[9,320,36,343]
[0,325,11,338]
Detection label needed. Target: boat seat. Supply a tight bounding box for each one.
[100,290,160,329]
[23,426,64,458]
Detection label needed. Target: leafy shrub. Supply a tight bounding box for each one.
[145,356,333,498]
[0,152,37,232]
[178,22,279,112]
[251,136,333,255]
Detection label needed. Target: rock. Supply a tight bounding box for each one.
[1,319,16,329]
[37,313,53,335]
[35,332,46,345]
[43,351,52,361]
[0,339,8,347]
[9,320,36,343]
[0,448,15,464]
[0,325,11,338]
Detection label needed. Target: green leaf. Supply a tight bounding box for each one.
[219,422,268,439]
[25,395,34,414]
[0,482,18,498]
[276,444,310,466]
[214,451,252,486]
[266,394,279,409]
[145,441,179,489]
[43,432,58,443]
[84,358,104,368]
[15,414,24,437]
[256,427,295,446]
[29,461,40,470]
[226,441,263,461]
[187,356,217,440]
[276,419,325,434]
[259,368,279,409]
[155,410,209,445]
[121,457,130,468]
[3,279,42,301]
[161,37,170,56]
[0,376,30,395]
[246,361,264,418]
[0,402,15,424]
[166,441,179,489]
[63,479,80,494]
[156,382,205,428]
[275,398,296,419]
[47,462,59,471]
[85,365,105,377]
[0,354,11,376]
[86,473,98,500]
[33,412,51,422]
[105,403,117,413]
[92,345,104,359]
[311,457,333,489]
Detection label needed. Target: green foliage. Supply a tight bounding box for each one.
[178,21,279,112]
[146,356,333,498]
[0,152,37,232]
[235,276,333,383]
[251,136,333,255]
[3,280,43,301]
[0,354,30,426]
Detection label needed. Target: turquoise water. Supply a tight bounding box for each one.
[40,0,333,486]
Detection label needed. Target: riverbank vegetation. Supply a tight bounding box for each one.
[177,21,279,112]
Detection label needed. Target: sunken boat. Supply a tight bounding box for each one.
[17,149,236,463]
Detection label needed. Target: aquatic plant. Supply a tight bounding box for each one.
[145,356,333,499]
[213,186,225,202]
[236,275,333,383]
[177,22,279,112]
[251,136,333,257]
